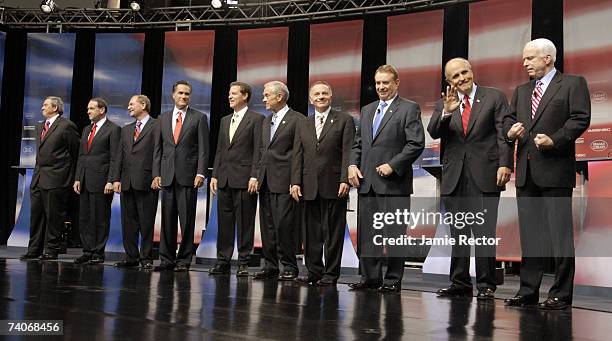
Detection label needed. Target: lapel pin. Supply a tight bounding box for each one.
[330,119,334,123]
[282,121,286,124]
[477,99,481,103]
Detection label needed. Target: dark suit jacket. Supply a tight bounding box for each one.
[256,108,302,194]
[291,109,355,200]
[503,72,591,188]
[118,117,159,191]
[75,119,121,193]
[212,109,264,189]
[350,96,425,195]
[153,107,210,187]
[31,115,80,190]
[428,86,514,195]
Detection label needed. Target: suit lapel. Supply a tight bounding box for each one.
[363,106,374,144]
[176,109,194,145]
[270,110,291,145]
[307,115,317,141]
[162,111,175,145]
[373,98,399,142]
[450,106,465,140]
[133,119,153,145]
[230,112,251,147]
[531,72,562,129]
[39,117,60,148]
[465,88,485,137]
[318,110,336,141]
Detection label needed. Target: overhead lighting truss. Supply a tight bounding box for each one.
[0,0,470,30]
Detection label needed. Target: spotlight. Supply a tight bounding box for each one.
[40,0,56,14]
[211,0,222,9]
[130,1,141,12]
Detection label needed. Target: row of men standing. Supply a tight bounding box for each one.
[21,37,589,310]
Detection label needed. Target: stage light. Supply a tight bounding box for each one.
[130,1,141,12]
[40,0,56,14]
[226,0,238,7]
[211,0,222,9]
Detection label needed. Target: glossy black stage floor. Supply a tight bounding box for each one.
[1,252,612,340]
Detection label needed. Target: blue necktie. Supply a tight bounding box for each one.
[372,101,388,137]
[270,113,278,142]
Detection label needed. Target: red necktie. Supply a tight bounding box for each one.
[134,121,142,141]
[87,124,97,152]
[531,80,543,120]
[40,121,50,140]
[462,95,471,135]
[174,111,183,144]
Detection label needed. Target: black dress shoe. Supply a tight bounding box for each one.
[88,256,104,264]
[253,269,280,280]
[348,281,380,291]
[278,269,298,281]
[537,297,571,310]
[174,264,189,272]
[436,285,472,297]
[19,253,40,260]
[236,265,249,277]
[153,263,175,272]
[208,264,230,275]
[316,278,337,286]
[504,295,538,307]
[114,260,139,268]
[74,255,91,264]
[379,282,401,293]
[477,288,495,300]
[140,263,154,270]
[39,253,58,260]
[295,275,320,285]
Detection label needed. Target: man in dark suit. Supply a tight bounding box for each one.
[152,80,210,272]
[254,81,302,280]
[113,95,159,270]
[290,81,355,286]
[209,82,264,276]
[427,58,513,300]
[503,39,590,310]
[20,96,79,260]
[73,97,121,264]
[348,64,425,292]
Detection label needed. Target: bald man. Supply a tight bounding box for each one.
[428,58,513,300]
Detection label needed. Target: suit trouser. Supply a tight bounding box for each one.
[357,191,409,285]
[120,188,158,264]
[28,185,71,256]
[216,187,258,266]
[516,164,575,303]
[443,165,499,290]
[160,180,197,266]
[259,182,298,272]
[304,196,346,281]
[79,186,113,257]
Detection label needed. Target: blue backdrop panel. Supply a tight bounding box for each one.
[9,33,76,247]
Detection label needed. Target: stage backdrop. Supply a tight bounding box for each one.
[309,19,364,268]
[162,30,215,249]
[9,33,76,247]
[92,33,145,252]
[565,0,612,288]
[386,11,442,264]
[198,27,288,260]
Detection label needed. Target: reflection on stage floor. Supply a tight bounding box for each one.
[0,258,610,340]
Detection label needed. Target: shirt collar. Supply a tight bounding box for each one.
[538,67,557,87]
[315,106,331,118]
[233,106,248,119]
[93,116,107,128]
[173,106,188,117]
[137,114,150,127]
[458,84,478,103]
[46,113,60,126]
[273,105,290,122]
[379,94,398,108]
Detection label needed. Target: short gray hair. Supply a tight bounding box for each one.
[264,81,290,101]
[526,38,557,63]
[45,96,64,115]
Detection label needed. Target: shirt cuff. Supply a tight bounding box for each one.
[249,177,258,181]
[196,174,205,179]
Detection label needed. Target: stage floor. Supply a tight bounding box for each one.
[1,250,612,340]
